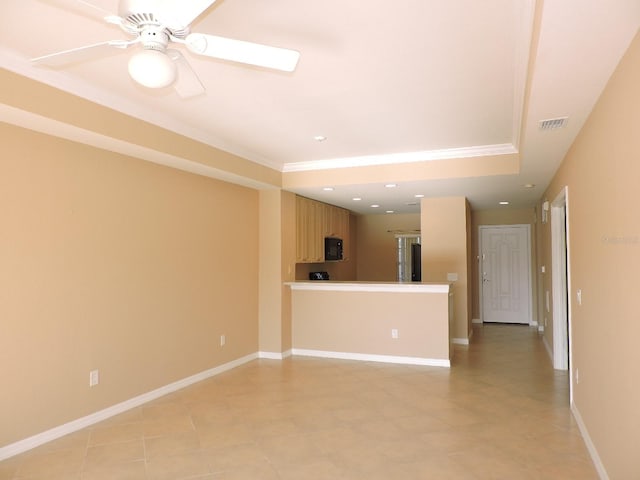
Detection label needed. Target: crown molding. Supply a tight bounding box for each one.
[282,143,518,173]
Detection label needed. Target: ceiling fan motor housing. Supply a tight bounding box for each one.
[138,26,170,51]
[118,0,189,39]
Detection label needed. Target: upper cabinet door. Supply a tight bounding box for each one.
[295,195,350,263]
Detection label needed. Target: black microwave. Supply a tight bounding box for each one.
[324,237,343,261]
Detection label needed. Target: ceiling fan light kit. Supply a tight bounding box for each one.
[128,49,176,88]
[31,0,301,97]
[126,25,176,89]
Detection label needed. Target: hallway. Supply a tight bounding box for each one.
[0,324,597,479]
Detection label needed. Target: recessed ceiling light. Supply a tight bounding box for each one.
[523,183,536,189]
[313,135,327,142]
[370,204,380,208]
[499,201,510,205]
[385,210,395,214]
[405,202,418,206]
[352,197,362,201]
[385,183,397,188]
[323,187,334,191]
[414,194,425,198]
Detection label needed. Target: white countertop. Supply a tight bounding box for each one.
[285,281,451,293]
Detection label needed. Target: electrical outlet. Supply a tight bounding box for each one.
[575,368,580,384]
[391,329,399,339]
[89,369,99,387]
[220,334,226,346]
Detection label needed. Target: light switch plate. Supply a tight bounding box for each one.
[89,369,99,387]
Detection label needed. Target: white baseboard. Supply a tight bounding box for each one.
[452,337,469,345]
[472,318,482,324]
[291,348,450,367]
[571,403,609,479]
[258,349,292,360]
[0,353,258,462]
[530,320,539,327]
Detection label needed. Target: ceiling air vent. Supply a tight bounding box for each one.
[539,116,568,131]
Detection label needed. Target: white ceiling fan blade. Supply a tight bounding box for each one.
[166,50,206,98]
[31,40,138,67]
[184,33,300,72]
[37,0,121,25]
[155,0,217,31]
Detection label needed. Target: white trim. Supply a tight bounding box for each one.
[291,348,450,367]
[283,144,517,172]
[0,353,258,461]
[472,318,483,324]
[551,187,571,379]
[258,351,284,360]
[571,403,609,479]
[286,282,450,293]
[538,325,544,333]
[452,337,469,345]
[258,350,292,360]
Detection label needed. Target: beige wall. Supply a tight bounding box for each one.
[282,153,520,189]
[291,289,450,361]
[421,197,470,340]
[538,31,640,478]
[355,213,421,281]
[0,123,259,447]
[258,190,297,355]
[0,70,281,189]
[280,192,297,352]
[258,189,283,354]
[471,208,537,322]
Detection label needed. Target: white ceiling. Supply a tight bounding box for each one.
[1,0,639,214]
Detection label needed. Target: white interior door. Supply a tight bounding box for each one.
[480,225,532,324]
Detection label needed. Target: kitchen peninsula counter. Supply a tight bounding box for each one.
[285,281,453,367]
[287,281,450,293]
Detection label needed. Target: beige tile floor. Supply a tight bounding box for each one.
[0,324,598,479]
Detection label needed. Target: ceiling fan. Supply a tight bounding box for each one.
[31,0,301,98]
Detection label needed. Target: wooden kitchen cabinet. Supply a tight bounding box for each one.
[334,207,350,259]
[296,196,322,263]
[296,195,350,263]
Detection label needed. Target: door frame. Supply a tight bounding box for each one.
[551,187,573,395]
[478,224,533,325]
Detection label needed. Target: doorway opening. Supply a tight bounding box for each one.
[551,187,572,400]
[396,234,421,282]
